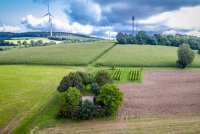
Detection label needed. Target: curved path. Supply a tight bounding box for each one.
[118,70,200,117]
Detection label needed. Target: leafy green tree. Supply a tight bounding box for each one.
[116,32,127,44]
[57,72,84,92]
[59,87,81,106]
[147,36,158,45]
[90,83,100,96]
[129,34,138,44]
[135,31,148,44]
[77,71,93,85]
[160,36,171,46]
[30,40,35,46]
[176,44,195,68]
[57,87,81,118]
[94,70,113,87]
[97,84,123,116]
[22,40,27,46]
[17,41,22,45]
[79,100,95,120]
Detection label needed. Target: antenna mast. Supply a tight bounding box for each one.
[136,20,138,34]
[132,16,135,35]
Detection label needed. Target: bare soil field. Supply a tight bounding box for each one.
[119,70,200,117]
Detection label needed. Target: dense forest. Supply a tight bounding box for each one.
[117,31,200,50]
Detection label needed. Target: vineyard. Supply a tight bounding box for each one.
[112,69,123,80]
[110,68,143,82]
[130,69,143,81]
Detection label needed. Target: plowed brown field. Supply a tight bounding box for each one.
[119,70,200,117]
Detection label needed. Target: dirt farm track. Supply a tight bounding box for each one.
[119,70,200,117]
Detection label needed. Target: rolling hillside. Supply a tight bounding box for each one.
[0,41,114,66]
[0,42,200,67]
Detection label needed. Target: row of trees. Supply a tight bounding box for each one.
[0,40,17,46]
[17,40,56,47]
[117,31,200,50]
[48,36,99,42]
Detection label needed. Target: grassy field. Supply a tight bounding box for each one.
[0,65,79,133]
[96,45,200,67]
[5,37,61,44]
[0,41,115,66]
[34,114,200,134]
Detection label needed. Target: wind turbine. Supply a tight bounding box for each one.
[43,0,54,36]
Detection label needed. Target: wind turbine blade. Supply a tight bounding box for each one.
[49,13,54,18]
[43,13,49,17]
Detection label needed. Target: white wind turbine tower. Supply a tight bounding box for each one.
[43,0,54,36]
[108,25,112,40]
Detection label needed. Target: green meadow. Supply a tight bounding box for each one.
[0,65,80,133]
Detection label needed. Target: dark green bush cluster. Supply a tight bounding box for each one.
[198,48,200,55]
[57,72,84,92]
[0,48,4,51]
[97,84,123,116]
[130,69,142,81]
[57,70,123,120]
[94,70,113,87]
[117,31,200,50]
[0,40,17,46]
[112,69,123,80]
[57,87,81,118]
[176,44,195,68]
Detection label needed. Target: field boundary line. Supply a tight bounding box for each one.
[89,43,116,65]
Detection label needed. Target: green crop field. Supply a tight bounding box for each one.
[0,65,79,133]
[96,45,200,67]
[0,41,115,66]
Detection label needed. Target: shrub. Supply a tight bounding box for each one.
[57,72,84,92]
[97,84,123,116]
[57,105,76,118]
[90,83,100,96]
[94,70,113,87]
[94,107,108,118]
[59,87,81,106]
[57,87,81,118]
[77,71,93,85]
[176,44,195,68]
[79,100,95,120]
[85,84,91,91]
[198,48,200,54]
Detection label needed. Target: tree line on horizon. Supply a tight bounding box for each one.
[116,31,200,50]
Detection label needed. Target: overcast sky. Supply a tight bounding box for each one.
[0,0,200,38]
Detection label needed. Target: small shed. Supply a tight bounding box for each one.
[82,96,94,104]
